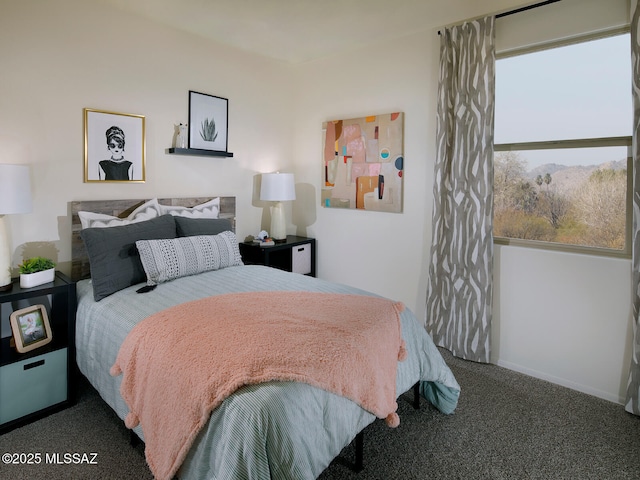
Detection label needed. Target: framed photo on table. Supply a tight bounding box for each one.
[10,304,53,353]
[84,108,146,183]
[188,91,229,152]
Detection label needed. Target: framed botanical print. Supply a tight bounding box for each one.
[84,108,146,183]
[188,91,229,152]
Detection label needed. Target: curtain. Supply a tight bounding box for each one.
[626,0,640,415]
[425,16,495,363]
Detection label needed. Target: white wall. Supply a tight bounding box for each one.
[291,29,439,317]
[0,0,295,274]
[292,0,633,404]
[494,246,632,403]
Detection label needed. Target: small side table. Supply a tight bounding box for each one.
[239,235,316,277]
[0,271,76,432]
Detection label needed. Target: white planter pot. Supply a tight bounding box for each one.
[20,268,55,288]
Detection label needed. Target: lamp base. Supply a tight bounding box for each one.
[0,216,13,291]
[270,201,287,243]
[0,281,12,292]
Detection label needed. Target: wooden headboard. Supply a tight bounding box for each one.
[70,197,236,281]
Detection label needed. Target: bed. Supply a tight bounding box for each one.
[70,196,460,480]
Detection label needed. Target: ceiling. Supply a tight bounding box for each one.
[100,0,529,63]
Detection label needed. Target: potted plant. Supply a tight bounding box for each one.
[19,257,56,288]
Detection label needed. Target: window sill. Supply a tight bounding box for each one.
[493,236,631,259]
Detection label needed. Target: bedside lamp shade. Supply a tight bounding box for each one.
[260,173,296,202]
[0,164,32,290]
[260,172,295,243]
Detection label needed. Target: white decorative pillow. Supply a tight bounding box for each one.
[136,231,243,285]
[158,197,220,219]
[79,198,161,229]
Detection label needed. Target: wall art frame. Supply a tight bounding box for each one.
[10,304,52,353]
[321,112,404,213]
[188,91,229,153]
[84,108,146,183]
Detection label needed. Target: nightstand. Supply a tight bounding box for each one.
[239,235,316,277]
[0,271,76,432]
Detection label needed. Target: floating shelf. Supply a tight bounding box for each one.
[166,148,234,158]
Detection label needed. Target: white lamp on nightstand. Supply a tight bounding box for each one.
[0,164,32,291]
[260,172,296,243]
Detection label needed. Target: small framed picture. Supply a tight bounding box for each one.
[188,91,229,152]
[10,305,53,353]
[84,108,146,183]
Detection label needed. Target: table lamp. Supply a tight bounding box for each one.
[0,164,32,291]
[260,172,295,243]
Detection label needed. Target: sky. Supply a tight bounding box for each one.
[494,33,631,169]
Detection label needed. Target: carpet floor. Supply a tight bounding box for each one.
[1,349,639,479]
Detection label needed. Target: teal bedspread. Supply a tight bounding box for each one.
[75,265,460,479]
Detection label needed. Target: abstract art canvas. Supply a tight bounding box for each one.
[321,113,403,212]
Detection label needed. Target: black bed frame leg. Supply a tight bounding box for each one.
[130,430,141,447]
[354,431,364,472]
[347,382,420,475]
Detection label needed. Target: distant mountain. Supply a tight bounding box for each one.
[525,159,627,193]
[528,163,568,178]
[600,159,627,171]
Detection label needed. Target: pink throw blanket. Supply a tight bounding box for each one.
[110,291,407,480]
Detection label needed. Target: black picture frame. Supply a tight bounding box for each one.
[188,91,229,152]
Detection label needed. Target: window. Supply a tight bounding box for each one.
[493,33,632,257]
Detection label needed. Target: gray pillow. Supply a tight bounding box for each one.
[174,217,232,237]
[80,214,177,301]
[136,231,243,286]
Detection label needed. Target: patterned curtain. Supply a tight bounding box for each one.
[425,16,495,363]
[626,0,640,415]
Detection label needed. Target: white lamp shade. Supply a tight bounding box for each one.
[0,164,32,289]
[0,164,32,215]
[260,173,296,202]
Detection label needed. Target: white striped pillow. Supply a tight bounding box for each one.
[136,231,243,285]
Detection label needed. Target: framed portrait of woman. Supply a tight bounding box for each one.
[9,304,52,353]
[83,108,146,183]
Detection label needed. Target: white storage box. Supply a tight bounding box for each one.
[291,243,312,275]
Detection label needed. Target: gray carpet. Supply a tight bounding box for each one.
[1,349,639,479]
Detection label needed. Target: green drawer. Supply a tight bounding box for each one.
[0,348,67,425]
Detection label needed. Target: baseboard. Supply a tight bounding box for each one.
[496,359,624,405]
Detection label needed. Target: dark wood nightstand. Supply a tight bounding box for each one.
[0,271,76,432]
[239,235,316,277]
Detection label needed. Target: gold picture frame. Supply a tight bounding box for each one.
[9,304,53,353]
[84,108,146,183]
